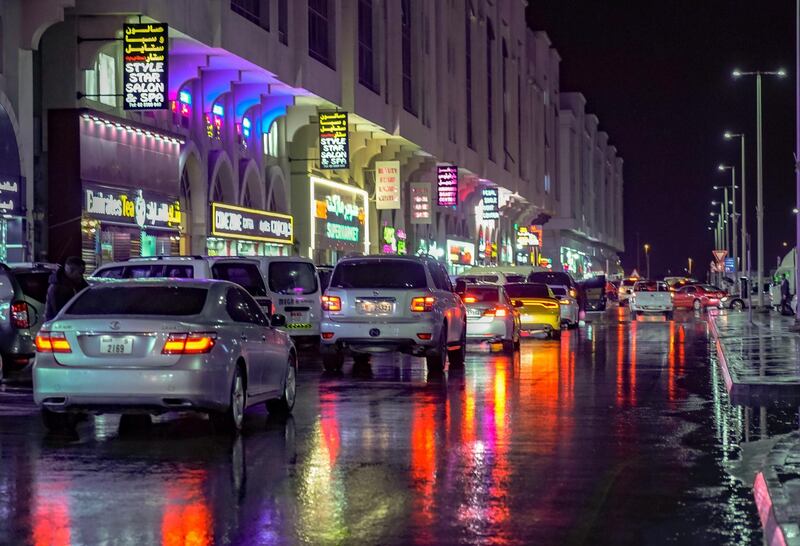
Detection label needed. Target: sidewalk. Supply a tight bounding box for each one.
[709,310,800,546]
[708,310,800,404]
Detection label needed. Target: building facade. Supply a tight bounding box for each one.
[0,0,623,277]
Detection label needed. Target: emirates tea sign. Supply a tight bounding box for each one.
[437,164,458,207]
[319,111,349,169]
[123,23,169,110]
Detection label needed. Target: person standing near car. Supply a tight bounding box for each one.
[780,274,792,315]
[44,256,88,321]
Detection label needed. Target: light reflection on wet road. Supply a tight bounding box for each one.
[0,310,766,545]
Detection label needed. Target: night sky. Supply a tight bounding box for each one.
[527,1,795,278]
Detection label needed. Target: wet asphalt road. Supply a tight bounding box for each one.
[0,309,765,545]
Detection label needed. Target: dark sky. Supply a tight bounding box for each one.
[527,1,796,278]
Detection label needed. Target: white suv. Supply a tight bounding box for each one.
[320,256,467,372]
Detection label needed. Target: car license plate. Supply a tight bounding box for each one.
[99,336,134,355]
[356,298,394,314]
[467,309,482,318]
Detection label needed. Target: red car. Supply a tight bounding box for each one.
[672,284,726,310]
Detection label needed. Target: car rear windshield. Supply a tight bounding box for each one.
[463,286,500,303]
[66,286,208,316]
[268,262,318,295]
[634,282,668,292]
[330,260,427,289]
[212,263,267,297]
[504,274,526,284]
[94,265,194,279]
[550,286,567,296]
[505,283,551,299]
[528,272,572,287]
[14,271,51,303]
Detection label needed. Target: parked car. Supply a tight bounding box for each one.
[33,279,296,432]
[550,286,580,328]
[320,256,467,372]
[0,262,58,377]
[618,278,639,306]
[92,256,322,343]
[580,275,607,311]
[461,284,521,352]
[629,280,673,319]
[504,283,562,339]
[672,284,726,311]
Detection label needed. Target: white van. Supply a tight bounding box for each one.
[92,256,322,341]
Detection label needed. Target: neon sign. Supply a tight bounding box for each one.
[123,23,168,110]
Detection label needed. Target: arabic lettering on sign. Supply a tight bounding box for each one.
[325,194,361,223]
[211,203,293,244]
[123,23,168,110]
[437,165,458,207]
[84,185,181,228]
[0,179,22,215]
[318,111,349,169]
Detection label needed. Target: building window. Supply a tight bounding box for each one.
[278,0,288,44]
[486,20,495,161]
[358,0,376,91]
[231,0,270,30]
[401,0,415,114]
[465,4,473,149]
[263,121,279,157]
[308,0,332,67]
[84,52,117,108]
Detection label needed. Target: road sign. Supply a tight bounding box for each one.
[712,250,728,264]
[724,257,735,273]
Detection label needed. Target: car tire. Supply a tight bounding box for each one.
[267,355,297,416]
[501,339,516,354]
[448,327,467,367]
[322,351,344,372]
[41,408,79,432]
[212,365,246,434]
[425,325,447,371]
[693,299,702,311]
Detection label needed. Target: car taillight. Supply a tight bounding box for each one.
[410,296,435,312]
[162,333,217,355]
[462,295,477,303]
[484,307,508,317]
[569,289,577,298]
[11,301,29,329]
[322,295,341,311]
[559,299,569,305]
[542,301,560,309]
[35,331,72,353]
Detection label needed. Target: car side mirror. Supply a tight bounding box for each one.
[270,314,286,328]
[513,300,524,308]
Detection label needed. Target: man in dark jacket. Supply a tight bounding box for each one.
[44,256,88,321]
[780,274,793,315]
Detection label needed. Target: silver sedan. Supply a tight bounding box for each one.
[33,279,297,433]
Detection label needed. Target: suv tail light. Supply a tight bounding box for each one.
[410,296,435,312]
[11,301,29,329]
[483,307,508,317]
[162,333,217,355]
[322,295,341,312]
[35,331,72,353]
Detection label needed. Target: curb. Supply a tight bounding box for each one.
[707,312,734,392]
[755,471,789,546]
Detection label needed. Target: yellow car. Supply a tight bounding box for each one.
[505,283,562,339]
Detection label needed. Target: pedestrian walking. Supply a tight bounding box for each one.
[44,256,88,321]
[780,274,793,316]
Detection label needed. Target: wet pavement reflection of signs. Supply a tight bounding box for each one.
[0,310,773,545]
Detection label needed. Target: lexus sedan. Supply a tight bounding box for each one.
[33,279,297,433]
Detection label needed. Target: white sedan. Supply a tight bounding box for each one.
[462,284,521,352]
[550,286,579,329]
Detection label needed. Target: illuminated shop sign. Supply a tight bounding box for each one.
[211,203,293,244]
[382,226,407,254]
[376,161,401,210]
[516,225,542,247]
[0,178,24,215]
[84,184,181,229]
[123,23,168,110]
[447,239,475,266]
[310,176,369,253]
[417,239,445,259]
[437,165,458,207]
[481,187,499,220]
[319,111,349,169]
[410,182,432,224]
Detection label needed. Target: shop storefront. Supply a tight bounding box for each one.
[446,239,475,275]
[207,202,293,256]
[309,176,369,264]
[0,103,26,262]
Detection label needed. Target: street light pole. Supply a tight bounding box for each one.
[734,68,787,307]
[644,243,651,279]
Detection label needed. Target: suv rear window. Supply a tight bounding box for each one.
[212,263,268,297]
[330,260,427,289]
[463,286,500,303]
[528,272,573,287]
[15,271,52,303]
[66,286,208,315]
[268,262,318,295]
[505,283,551,299]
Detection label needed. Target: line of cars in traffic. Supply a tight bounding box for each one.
[0,255,588,434]
[619,275,739,321]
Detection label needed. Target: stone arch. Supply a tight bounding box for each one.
[208,150,237,204]
[240,159,264,209]
[266,165,289,213]
[0,90,23,180]
[178,143,205,254]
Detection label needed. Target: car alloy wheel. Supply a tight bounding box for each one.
[231,373,245,429]
[267,356,297,415]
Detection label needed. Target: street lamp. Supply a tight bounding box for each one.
[712,183,730,255]
[733,68,788,307]
[718,164,738,271]
[643,243,651,279]
[725,131,747,276]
